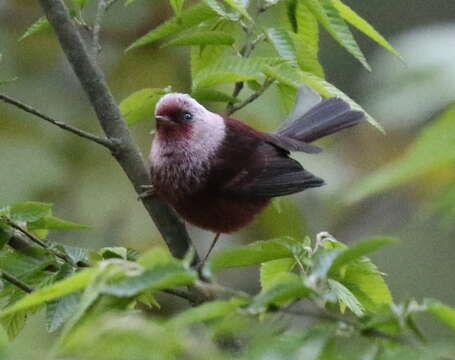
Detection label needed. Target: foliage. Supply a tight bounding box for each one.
[2,0,455,359]
[1,204,455,358]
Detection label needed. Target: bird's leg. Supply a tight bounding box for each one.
[198,233,221,269]
[137,184,156,201]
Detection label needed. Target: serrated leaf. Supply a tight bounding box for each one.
[328,279,364,316]
[303,0,370,71]
[99,247,128,260]
[260,258,295,290]
[1,312,27,340]
[102,264,197,297]
[138,247,176,268]
[46,292,81,332]
[248,278,313,313]
[193,57,283,89]
[169,0,184,15]
[120,88,167,125]
[18,16,50,42]
[267,28,296,63]
[341,260,392,309]
[222,0,252,21]
[202,0,240,21]
[331,0,402,60]
[345,103,455,203]
[293,1,324,77]
[0,269,95,318]
[163,30,235,47]
[191,45,228,78]
[10,201,52,223]
[192,88,239,103]
[426,300,455,331]
[0,248,56,278]
[126,3,217,51]
[168,298,247,327]
[28,216,89,230]
[210,237,298,271]
[328,237,395,276]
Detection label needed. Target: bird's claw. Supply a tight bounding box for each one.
[137,185,156,201]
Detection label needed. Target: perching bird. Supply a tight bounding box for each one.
[148,86,364,259]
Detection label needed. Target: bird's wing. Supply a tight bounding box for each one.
[222,142,324,198]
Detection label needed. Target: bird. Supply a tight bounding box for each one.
[148,85,365,262]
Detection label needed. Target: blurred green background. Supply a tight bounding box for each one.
[1,0,455,356]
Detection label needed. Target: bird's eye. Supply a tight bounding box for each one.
[183,112,193,121]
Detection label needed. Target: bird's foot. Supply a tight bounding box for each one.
[137,185,156,201]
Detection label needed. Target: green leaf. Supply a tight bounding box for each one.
[266,28,296,63]
[248,278,313,313]
[344,103,455,203]
[328,279,364,316]
[193,57,283,89]
[293,1,324,77]
[1,312,27,340]
[99,247,128,260]
[426,300,455,331]
[168,298,247,327]
[28,216,89,230]
[328,237,395,275]
[169,0,184,15]
[126,3,217,51]
[340,260,392,310]
[202,0,240,21]
[221,0,252,21]
[331,0,402,60]
[46,293,81,332]
[210,237,298,271]
[162,30,235,47]
[191,45,228,79]
[192,88,239,103]
[120,88,167,125]
[10,201,52,223]
[101,264,197,297]
[0,269,95,318]
[260,258,295,290]
[303,0,370,71]
[18,17,50,42]
[0,248,56,278]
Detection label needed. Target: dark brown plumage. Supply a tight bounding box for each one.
[150,89,364,234]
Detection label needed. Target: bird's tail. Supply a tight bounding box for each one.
[275,97,365,143]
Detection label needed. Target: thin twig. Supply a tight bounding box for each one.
[0,94,115,150]
[2,217,89,268]
[162,288,200,305]
[0,271,34,293]
[92,0,107,56]
[227,78,274,115]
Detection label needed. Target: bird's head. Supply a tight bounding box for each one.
[154,93,206,128]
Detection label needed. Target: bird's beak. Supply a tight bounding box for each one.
[155,115,171,124]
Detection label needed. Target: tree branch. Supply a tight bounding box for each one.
[0,271,34,293]
[0,93,114,149]
[227,79,273,115]
[37,0,197,262]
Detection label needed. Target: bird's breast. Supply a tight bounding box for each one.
[150,137,212,201]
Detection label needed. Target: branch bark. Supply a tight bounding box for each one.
[37,0,196,261]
